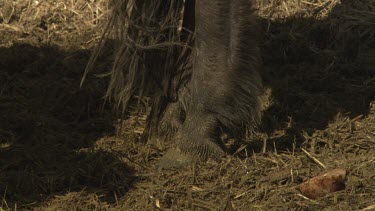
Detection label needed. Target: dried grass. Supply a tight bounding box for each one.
[0,0,374,210]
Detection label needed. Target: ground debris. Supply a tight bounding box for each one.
[0,0,374,210]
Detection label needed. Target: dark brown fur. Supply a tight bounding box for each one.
[82,0,262,169]
[158,0,263,168]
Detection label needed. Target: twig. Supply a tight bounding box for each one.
[296,193,320,205]
[360,205,375,211]
[301,148,327,169]
[262,136,267,154]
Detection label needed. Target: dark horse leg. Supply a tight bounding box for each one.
[158,0,195,138]
[158,0,263,169]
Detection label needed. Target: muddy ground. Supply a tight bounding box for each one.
[0,0,374,210]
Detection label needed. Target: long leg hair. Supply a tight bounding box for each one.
[81,0,195,140]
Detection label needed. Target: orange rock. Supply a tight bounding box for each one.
[298,168,347,199]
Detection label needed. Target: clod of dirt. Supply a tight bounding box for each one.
[298,168,347,199]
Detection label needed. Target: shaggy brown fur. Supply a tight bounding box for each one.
[158,0,263,168]
[82,0,263,169]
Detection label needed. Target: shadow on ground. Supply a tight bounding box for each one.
[0,0,374,210]
[0,42,135,208]
[247,0,375,153]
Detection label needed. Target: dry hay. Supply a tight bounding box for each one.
[0,0,109,48]
[0,0,374,210]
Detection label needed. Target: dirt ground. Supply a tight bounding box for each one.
[0,0,374,210]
